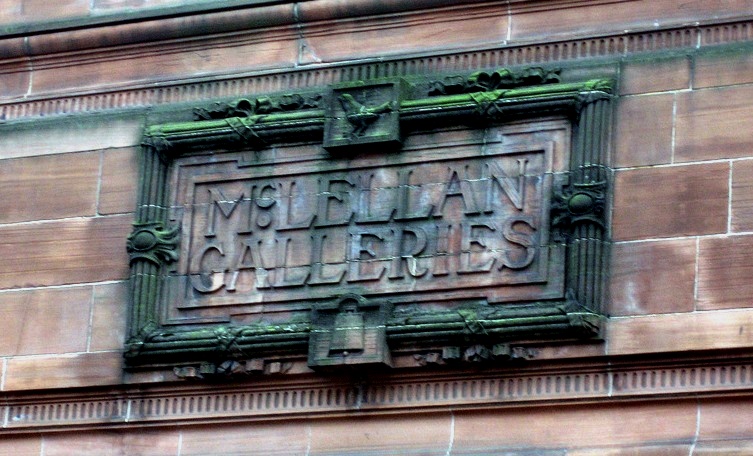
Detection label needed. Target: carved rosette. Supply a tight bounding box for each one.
[551,179,607,232]
[127,222,180,266]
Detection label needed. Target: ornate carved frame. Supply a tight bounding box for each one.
[125,67,613,375]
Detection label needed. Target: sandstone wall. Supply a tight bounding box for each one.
[2,1,753,454]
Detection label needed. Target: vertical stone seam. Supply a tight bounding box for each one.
[304,422,312,456]
[505,0,512,43]
[0,358,6,392]
[85,285,96,353]
[445,410,455,456]
[293,2,321,66]
[23,37,33,99]
[1,379,8,426]
[727,160,734,234]
[95,150,105,216]
[607,362,614,396]
[688,398,701,456]
[670,92,678,164]
[693,236,700,311]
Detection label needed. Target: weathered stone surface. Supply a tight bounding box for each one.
[44,429,180,456]
[0,116,144,160]
[0,151,100,223]
[675,85,753,162]
[452,401,696,451]
[90,282,128,352]
[698,235,753,310]
[620,56,690,95]
[180,421,310,455]
[0,287,92,356]
[169,125,565,320]
[3,352,123,391]
[609,239,696,316]
[0,215,132,289]
[731,159,753,232]
[613,94,674,168]
[612,163,728,241]
[308,414,451,455]
[608,309,753,355]
[98,147,139,215]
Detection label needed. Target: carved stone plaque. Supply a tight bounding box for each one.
[126,68,611,371]
[165,123,566,321]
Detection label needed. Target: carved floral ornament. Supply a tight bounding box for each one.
[127,67,613,376]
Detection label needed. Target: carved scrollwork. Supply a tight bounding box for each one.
[127,222,180,266]
[194,93,323,120]
[429,67,561,95]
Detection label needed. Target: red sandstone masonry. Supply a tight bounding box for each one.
[0,215,132,290]
[3,351,123,391]
[0,436,42,456]
[607,310,753,356]
[29,32,299,96]
[0,151,100,224]
[609,239,697,316]
[620,55,691,96]
[697,235,753,311]
[613,94,674,168]
[510,0,753,42]
[43,429,180,456]
[308,414,452,455]
[612,163,729,241]
[452,401,697,451]
[0,0,89,26]
[568,446,692,455]
[675,85,753,162]
[0,287,92,357]
[0,2,750,453]
[0,116,144,160]
[89,282,128,352]
[179,421,311,455]
[98,147,140,216]
[695,47,753,89]
[731,159,753,232]
[699,397,753,441]
[298,5,508,65]
[693,441,753,455]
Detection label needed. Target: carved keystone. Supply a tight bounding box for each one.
[308,294,392,370]
[323,80,404,152]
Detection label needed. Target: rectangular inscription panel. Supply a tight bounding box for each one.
[164,122,569,323]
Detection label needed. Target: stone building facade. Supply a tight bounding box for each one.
[2,0,753,454]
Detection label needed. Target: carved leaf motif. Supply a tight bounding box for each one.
[126,223,180,266]
[429,67,561,95]
[194,94,322,120]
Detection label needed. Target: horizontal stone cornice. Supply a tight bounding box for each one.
[2,350,753,432]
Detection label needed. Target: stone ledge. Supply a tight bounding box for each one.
[3,351,753,432]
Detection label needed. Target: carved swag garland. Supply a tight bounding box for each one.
[127,67,612,376]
